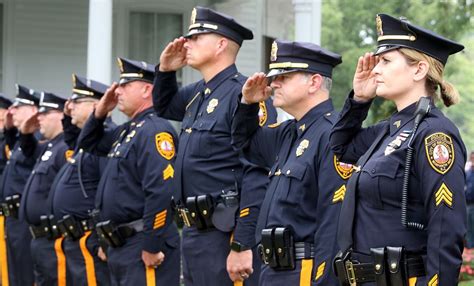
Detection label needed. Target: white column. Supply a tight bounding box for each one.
[87,0,113,84]
[292,0,321,44]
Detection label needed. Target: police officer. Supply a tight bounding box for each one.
[78,58,180,285]
[0,95,13,176]
[0,84,40,286]
[231,40,349,285]
[330,14,466,285]
[49,75,112,285]
[19,92,70,285]
[153,6,277,285]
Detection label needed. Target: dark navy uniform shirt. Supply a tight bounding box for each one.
[0,130,41,200]
[330,93,466,285]
[232,99,351,285]
[153,64,277,245]
[50,117,114,220]
[78,108,179,253]
[19,133,69,225]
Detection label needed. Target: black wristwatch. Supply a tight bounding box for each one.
[230,241,251,252]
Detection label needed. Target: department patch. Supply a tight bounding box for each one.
[296,139,309,157]
[268,122,281,129]
[334,155,354,179]
[425,132,454,174]
[65,150,74,161]
[206,98,218,114]
[155,132,175,160]
[258,101,268,126]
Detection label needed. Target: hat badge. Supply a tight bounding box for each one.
[376,15,383,36]
[117,58,124,73]
[141,61,147,69]
[270,41,278,62]
[72,74,77,87]
[190,8,197,25]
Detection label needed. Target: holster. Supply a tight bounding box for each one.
[387,246,407,286]
[258,226,295,270]
[40,215,61,240]
[371,247,388,286]
[186,195,215,231]
[95,220,128,248]
[211,190,239,232]
[333,250,352,286]
[57,215,84,240]
[5,194,21,218]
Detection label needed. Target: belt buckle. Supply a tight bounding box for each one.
[178,207,192,227]
[345,260,357,286]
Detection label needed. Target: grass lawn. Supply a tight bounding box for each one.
[460,281,474,285]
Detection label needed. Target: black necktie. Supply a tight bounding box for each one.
[255,121,298,243]
[337,124,389,252]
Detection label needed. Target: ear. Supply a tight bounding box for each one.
[307,73,323,94]
[142,83,153,99]
[215,37,229,55]
[413,60,429,82]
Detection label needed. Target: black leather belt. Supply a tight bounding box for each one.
[29,224,61,240]
[294,242,315,260]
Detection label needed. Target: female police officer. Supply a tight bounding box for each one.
[330,14,466,285]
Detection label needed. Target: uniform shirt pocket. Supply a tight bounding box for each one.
[191,118,217,158]
[281,162,307,204]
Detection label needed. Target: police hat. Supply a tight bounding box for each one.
[266,40,342,78]
[185,6,253,46]
[71,74,108,101]
[38,92,66,114]
[374,14,464,65]
[0,94,12,109]
[117,57,155,85]
[12,84,40,107]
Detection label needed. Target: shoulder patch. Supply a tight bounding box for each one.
[424,132,454,174]
[428,274,438,286]
[334,155,354,179]
[258,101,268,126]
[268,122,281,128]
[155,132,175,160]
[65,150,74,161]
[435,182,453,208]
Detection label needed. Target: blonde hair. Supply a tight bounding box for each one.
[398,48,459,107]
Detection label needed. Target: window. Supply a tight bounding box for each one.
[129,12,183,85]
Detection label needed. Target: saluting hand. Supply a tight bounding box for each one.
[241,72,272,104]
[4,107,14,130]
[94,82,119,119]
[63,100,73,117]
[19,112,39,134]
[159,37,187,72]
[353,52,379,102]
[142,250,165,268]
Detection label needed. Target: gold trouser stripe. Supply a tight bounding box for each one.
[409,277,417,286]
[0,216,9,286]
[54,237,67,286]
[300,259,313,286]
[234,281,243,286]
[146,266,156,286]
[79,231,97,286]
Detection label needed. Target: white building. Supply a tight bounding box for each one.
[0,0,321,121]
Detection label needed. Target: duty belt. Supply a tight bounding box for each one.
[29,215,61,240]
[333,247,426,286]
[95,219,144,248]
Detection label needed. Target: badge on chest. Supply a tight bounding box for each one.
[41,150,53,161]
[384,130,412,156]
[296,139,309,157]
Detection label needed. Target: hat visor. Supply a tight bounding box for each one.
[38,107,50,114]
[11,101,33,108]
[374,45,401,56]
[119,78,152,85]
[184,29,213,38]
[266,68,301,78]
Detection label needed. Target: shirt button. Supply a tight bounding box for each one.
[199,123,203,128]
[286,170,291,175]
[371,169,376,174]
[198,112,202,116]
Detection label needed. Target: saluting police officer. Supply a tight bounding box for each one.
[0,84,40,286]
[153,6,277,285]
[78,58,180,285]
[231,40,350,285]
[49,75,112,286]
[19,92,70,286]
[330,14,466,285]
[0,95,12,177]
